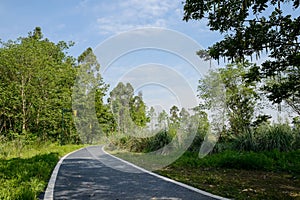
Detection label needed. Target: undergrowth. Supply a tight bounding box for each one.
[172,149,300,174]
[0,140,83,200]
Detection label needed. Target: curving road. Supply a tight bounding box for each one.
[43,146,228,200]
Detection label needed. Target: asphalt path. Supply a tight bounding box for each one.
[43,146,228,200]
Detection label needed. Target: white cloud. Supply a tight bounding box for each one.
[95,0,180,35]
[120,0,177,18]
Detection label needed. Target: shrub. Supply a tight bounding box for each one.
[293,129,300,150]
[257,124,294,152]
[229,123,296,152]
[188,133,205,152]
[127,137,148,152]
[212,142,235,153]
[111,129,174,153]
[146,130,172,152]
[233,129,257,152]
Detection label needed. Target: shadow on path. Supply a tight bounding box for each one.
[53,146,221,200]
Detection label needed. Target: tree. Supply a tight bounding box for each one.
[95,88,116,136]
[109,83,149,134]
[170,105,180,126]
[0,27,76,140]
[198,62,259,135]
[129,92,149,127]
[183,0,300,113]
[147,106,156,131]
[179,108,190,121]
[157,110,169,130]
[73,47,108,143]
[189,106,210,152]
[108,82,134,134]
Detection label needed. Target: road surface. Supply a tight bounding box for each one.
[44,146,227,200]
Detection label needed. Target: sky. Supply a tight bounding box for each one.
[0,0,222,56]
[0,0,296,118]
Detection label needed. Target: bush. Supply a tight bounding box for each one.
[172,150,274,170]
[263,149,300,174]
[191,150,273,170]
[229,123,296,152]
[233,129,257,152]
[188,134,205,152]
[293,129,300,150]
[211,142,234,153]
[110,129,174,153]
[146,130,173,152]
[256,124,294,152]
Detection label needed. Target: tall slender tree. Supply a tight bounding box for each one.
[198,62,259,135]
[108,82,134,134]
[129,92,149,127]
[73,47,108,143]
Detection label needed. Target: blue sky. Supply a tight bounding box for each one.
[0,0,222,57]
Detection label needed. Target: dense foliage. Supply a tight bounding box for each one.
[0,140,83,199]
[0,27,76,141]
[183,0,300,114]
[0,28,114,144]
[1,27,298,155]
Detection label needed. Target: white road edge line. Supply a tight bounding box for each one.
[101,146,230,200]
[43,147,86,200]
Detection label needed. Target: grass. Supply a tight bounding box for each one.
[158,166,299,200]
[170,150,300,173]
[111,149,300,200]
[0,141,84,200]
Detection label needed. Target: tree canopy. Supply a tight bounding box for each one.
[72,47,110,143]
[108,82,148,134]
[0,27,76,140]
[183,0,300,112]
[0,27,112,144]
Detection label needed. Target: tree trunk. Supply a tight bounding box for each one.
[21,76,27,134]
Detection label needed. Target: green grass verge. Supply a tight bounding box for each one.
[170,150,300,174]
[0,142,84,200]
[111,149,300,200]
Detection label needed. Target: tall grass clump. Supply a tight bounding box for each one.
[230,123,297,152]
[233,129,257,152]
[256,123,295,152]
[109,129,174,153]
[146,129,173,152]
[293,128,300,150]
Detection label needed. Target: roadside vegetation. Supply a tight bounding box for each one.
[0,138,83,200]
[107,1,300,197]
[157,151,300,200]
[1,0,299,199]
[0,28,105,199]
[111,122,300,199]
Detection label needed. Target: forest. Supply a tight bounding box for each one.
[1,28,298,152]
[0,0,300,199]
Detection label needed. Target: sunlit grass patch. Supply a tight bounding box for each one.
[0,141,84,200]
